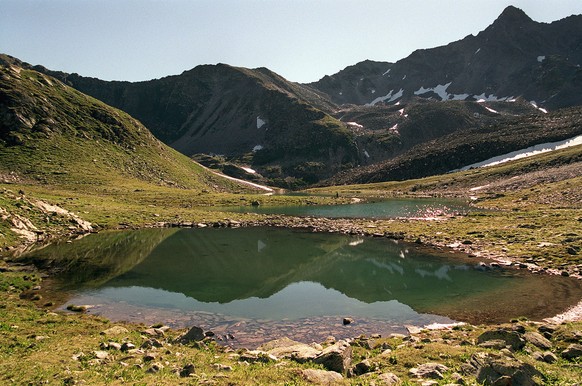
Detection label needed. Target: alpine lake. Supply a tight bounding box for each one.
[20,199,582,348]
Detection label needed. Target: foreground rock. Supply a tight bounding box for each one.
[463,352,544,386]
[258,337,352,373]
[300,369,344,385]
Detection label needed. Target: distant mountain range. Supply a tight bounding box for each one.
[311,6,582,109]
[2,6,581,187]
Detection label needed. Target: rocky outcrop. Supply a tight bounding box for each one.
[464,352,544,386]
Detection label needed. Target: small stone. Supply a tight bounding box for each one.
[343,317,354,325]
[542,351,557,363]
[93,350,109,360]
[146,362,164,373]
[143,352,157,362]
[179,363,195,377]
[66,304,88,313]
[213,363,232,372]
[120,342,136,352]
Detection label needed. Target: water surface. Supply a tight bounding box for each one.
[221,197,472,219]
[23,227,582,347]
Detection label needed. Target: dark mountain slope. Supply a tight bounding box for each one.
[0,56,357,188]
[324,105,582,185]
[0,61,240,191]
[311,6,582,109]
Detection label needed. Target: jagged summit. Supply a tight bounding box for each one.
[493,5,534,26]
[310,6,582,109]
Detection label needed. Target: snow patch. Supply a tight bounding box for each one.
[530,101,548,114]
[484,106,499,114]
[382,68,391,76]
[241,167,256,174]
[371,89,376,94]
[414,82,452,101]
[452,93,470,101]
[537,55,546,63]
[366,88,404,106]
[474,94,513,102]
[256,116,266,129]
[252,145,264,152]
[388,124,399,134]
[474,48,481,54]
[363,150,370,158]
[398,108,405,116]
[458,134,582,171]
[346,121,363,129]
[402,75,407,80]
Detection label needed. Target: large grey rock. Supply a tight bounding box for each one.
[561,343,582,360]
[313,340,352,373]
[465,352,543,386]
[352,359,375,376]
[177,326,205,343]
[477,329,525,351]
[523,332,552,350]
[100,326,129,336]
[259,337,320,363]
[409,362,449,379]
[375,372,401,385]
[300,369,343,385]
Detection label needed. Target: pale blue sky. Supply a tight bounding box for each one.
[1,0,581,83]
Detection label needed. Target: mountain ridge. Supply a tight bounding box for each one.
[3,6,582,187]
[310,6,582,109]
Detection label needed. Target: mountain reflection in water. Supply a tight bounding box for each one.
[22,227,582,337]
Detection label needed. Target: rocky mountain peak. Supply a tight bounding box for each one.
[494,5,534,26]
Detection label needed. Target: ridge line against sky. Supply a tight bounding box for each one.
[1,0,582,84]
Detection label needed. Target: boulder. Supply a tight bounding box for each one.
[100,326,129,336]
[177,326,205,344]
[313,340,352,373]
[259,338,320,363]
[239,350,277,363]
[477,329,525,351]
[464,352,543,386]
[523,332,552,350]
[375,372,401,385]
[179,363,195,377]
[300,369,343,385]
[561,343,582,360]
[352,359,374,376]
[409,362,449,380]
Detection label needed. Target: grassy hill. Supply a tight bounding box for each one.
[0,63,233,190]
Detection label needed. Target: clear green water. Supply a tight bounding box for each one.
[220,198,472,219]
[24,227,582,346]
